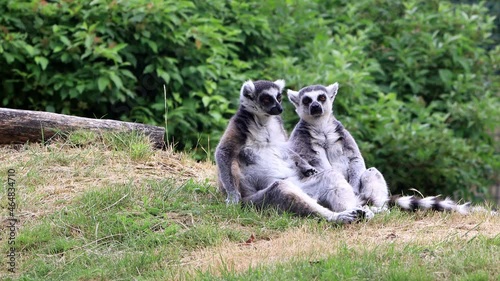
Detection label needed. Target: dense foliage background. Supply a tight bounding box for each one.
[1,0,498,200]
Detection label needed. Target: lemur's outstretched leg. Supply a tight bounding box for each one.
[243,180,368,223]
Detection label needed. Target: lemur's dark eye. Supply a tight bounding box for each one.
[260,95,271,104]
[276,94,282,102]
[302,96,312,105]
[318,95,326,102]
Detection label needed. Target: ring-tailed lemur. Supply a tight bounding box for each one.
[287,83,470,214]
[215,79,372,224]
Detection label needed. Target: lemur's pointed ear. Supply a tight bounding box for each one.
[287,89,300,108]
[240,80,256,99]
[274,79,285,92]
[326,82,339,100]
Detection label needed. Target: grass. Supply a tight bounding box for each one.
[0,131,499,280]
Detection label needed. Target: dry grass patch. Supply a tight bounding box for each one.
[180,211,500,276]
[0,140,216,224]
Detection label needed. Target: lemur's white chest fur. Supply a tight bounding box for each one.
[247,117,286,144]
[309,118,349,178]
[241,117,297,180]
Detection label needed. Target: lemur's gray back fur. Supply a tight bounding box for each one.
[215,80,371,223]
[287,83,470,214]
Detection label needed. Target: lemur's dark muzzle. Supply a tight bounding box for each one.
[310,102,323,115]
[269,105,283,115]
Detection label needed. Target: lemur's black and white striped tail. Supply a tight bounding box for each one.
[388,195,471,214]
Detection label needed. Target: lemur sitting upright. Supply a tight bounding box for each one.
[287,83,470,214]
[215,79,372,224]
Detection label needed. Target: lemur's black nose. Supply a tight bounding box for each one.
[269,105,283,115]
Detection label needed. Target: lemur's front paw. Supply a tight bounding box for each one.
[225,192,241,205]
[303,168,318,177]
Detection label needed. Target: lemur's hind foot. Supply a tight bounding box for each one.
[329,208,370,224]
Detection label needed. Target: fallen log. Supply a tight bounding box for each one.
[0,107,165,148]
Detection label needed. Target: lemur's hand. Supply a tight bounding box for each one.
[303,168,318,177]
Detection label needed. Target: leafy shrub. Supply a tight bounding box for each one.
[0,0,498,200]
[0,0,244,155]
[263,0,498,198]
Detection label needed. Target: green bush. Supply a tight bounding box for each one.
[0,0,498,200]
[0,0,245,154]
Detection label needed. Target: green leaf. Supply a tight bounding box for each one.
[61,53,71,63]
[156,69,170,84]
[146,40,158,53]
[69,89,79,99]
[34,56,49,70]
[121,70,136,80]
[45,105,55,112]
[111,43,128,52]
[24,44,36,57]
[143,64,155,74]
[109,72,123,89]
[97,76,109,92]
[201,96,210,107]
[53,45,63,53]
[76,84,85,94]
[3,53,15,64]
[438,69,453,85]
[60,36,71,46]
[85,35,93,49]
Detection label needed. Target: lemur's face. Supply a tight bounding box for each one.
[240,80,285,116]
[297,89,330,117]
[287,83,339,122]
